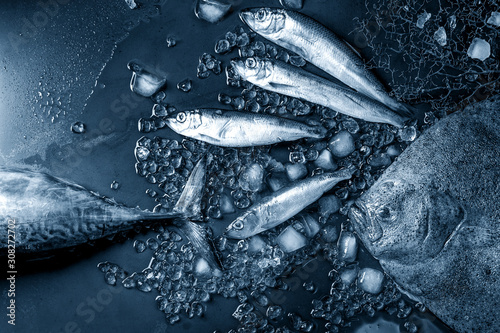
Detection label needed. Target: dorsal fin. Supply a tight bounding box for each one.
[172,155,206,221]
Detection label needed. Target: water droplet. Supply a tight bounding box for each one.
[71,121,86,134]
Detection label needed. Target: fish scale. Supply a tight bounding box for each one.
[239,7,412,115]
[165,108,327,147]
[0,158,221,269]
[231,57,408,127]
[226,167,355,239]
[349,96,500,333]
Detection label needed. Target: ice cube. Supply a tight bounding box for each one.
[71,121,85,134]
[467,38,491,61]
[340,265,359,286]
[487,12,500,27]
[239,163,264,192]
[279,0,303,10]
[267,172,289,192]
[177,78,192,92]
[298,214,320,238]
[318,195,341,217]
[194,0,231,24]
[277,225,307,253]
[128,60,166,97]
[125,0,137,9]
[194,257,212,277]
[358,268,384,294]
[368,153,391,169]
[320,225,338,243]
[338,231,358,262]
[266,305,283,320]
[285,163,307,181]
[399,125,417,142]
[329,131,355,158]
[448,15,456,30]
[248,235,267,253]
[166,36,177,47]
[434,26,447,46]
[220,193,235,214]
[314,149,337,170]
[416,11,431,29]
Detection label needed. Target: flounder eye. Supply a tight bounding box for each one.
[256,9,266,21]
[176,112,187,123]
[232,220,244,230]
[245,58,257,68]
[376,206,394,221]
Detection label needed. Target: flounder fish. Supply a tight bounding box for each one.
[349,96,500,333]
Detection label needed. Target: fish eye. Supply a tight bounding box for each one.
[256,9,266,21]
[376,206,394,221]
[232,220,244,230]
[176,112,187,123]
[245,58,257,68]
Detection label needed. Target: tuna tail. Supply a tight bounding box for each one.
[178,220,223,271]
[171,155,222,270]
[172,156,206,221]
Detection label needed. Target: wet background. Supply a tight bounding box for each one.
[0,0,457,332]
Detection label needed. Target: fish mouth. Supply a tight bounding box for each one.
[230,59,246,78]
[349,201,383,242]
[239,8,254,26]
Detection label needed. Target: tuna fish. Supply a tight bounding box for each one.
[231,57,408,127]
[0,157,220,267]
[225,167,355,239]
[239,7,412,115]
[165,108,327,147]
[348,96,500,333]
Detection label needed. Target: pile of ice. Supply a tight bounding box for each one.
[105,21,435,332]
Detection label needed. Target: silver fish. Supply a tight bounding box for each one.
[226,167,355,239]
[231,57,407,127]
[165,108,327,147]
[0,157,218,267]
[348,96,500,333]
[239,7,411,115]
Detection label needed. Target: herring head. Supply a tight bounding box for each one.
[166,110,201,136]
[230,57,270,85]
[349,178,434,263]
[239,8,286,37]
[225,211,261,239]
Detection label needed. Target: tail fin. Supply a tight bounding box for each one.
[396,103,417,119]
[172,156,206,221]
[334,165,357,180]
[179,221,223,271]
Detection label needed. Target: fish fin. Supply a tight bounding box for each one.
[344,40,363,59]
[396,103,417,118]
[178,221,223,271]
[173,156,206,221]
[459,226,500,246]
[268,82,296,90]
[218,119,239,140]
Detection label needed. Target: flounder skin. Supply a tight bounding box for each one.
[349,96,500,333]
